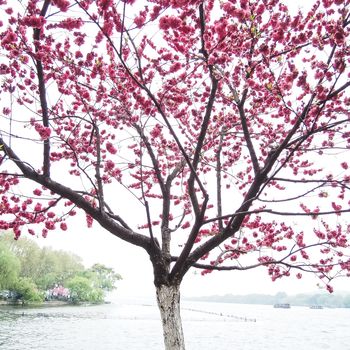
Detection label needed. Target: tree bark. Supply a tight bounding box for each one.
[156,284,185,350]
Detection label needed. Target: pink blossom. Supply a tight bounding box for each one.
[134,14,146,28]
[181,221,191,229]
[86,214,93,228]
[105,160,115,171]
[60,18,83,30]
[34,203,42,212]
[28,229,35,235]
[45,221,55,230]
[22,15,46,28]
[341,162,348,170]
[150,124,162,138]
[332,202,342,213]
[60,222,68,231]
[3,107,11,115]
[33,189,42,196]
[106,142,117,154]
[34,124,51,140]
[326,284,334,293]
[52,0,70,12]
[1,30,17,46]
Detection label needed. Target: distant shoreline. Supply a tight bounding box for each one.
[185,292,350,309]
[0,300,70,307]
[0,300,109,308]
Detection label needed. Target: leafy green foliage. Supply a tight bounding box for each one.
[66,276,104,304]
[12,278,43,303]
[0,232,121,304]
[88,263,122,291]
[0,243,20,290]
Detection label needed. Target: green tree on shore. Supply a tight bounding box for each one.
[66,276,104,304]
[0,245,20,290]
[0,233,121,304]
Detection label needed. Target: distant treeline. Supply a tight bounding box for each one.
[0,232,121,304]
[188,291,350,308]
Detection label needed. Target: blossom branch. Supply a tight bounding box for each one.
[0,137,151,250]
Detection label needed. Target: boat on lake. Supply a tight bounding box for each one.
[273,303,291,309]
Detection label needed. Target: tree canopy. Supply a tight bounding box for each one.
[0,0,349,348]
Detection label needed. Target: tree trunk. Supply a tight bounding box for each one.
[156,283,185,350]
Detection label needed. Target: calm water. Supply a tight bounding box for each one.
[0,298,349,350]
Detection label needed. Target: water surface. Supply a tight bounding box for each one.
[0,298,348,349]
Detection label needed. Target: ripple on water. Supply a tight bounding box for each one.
[1,302,350,350]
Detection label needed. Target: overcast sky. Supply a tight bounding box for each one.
[34,212,350,299]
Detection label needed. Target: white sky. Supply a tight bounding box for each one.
[33,212,350,299]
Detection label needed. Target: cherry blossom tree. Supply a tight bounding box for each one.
[1,0,350,348]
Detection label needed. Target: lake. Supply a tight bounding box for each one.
[0,297,349,349]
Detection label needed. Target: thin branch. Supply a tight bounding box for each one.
[0,138,151,250]
[317,81,350,105]
[187,3,218,215]
[170,195,209,281]
[145,200,156,245]
[134,124,166,194]
[258,183,325,203]
[216,128,225,232]
[187,241,337,272]
[274,177,348,184]
[203,207,350,226]
[94,124,105,212]
[187,76,218,214]
[105,212,132,230]
[237,98,260,174]
[160,159,186,255]
[33,0,51,177]
[139,138,156,246]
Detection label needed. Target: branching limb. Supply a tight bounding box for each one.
[33,0,52,177]
[134,124,166,194]
[0,138,151,250]
[139,137,157,247]
[170,195,209,281]
[187,3,218,215]
[258,183,325,203]
[186,241,337,273]
[160,159,186,255]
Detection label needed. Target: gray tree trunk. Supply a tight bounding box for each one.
[156,284,185,350]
